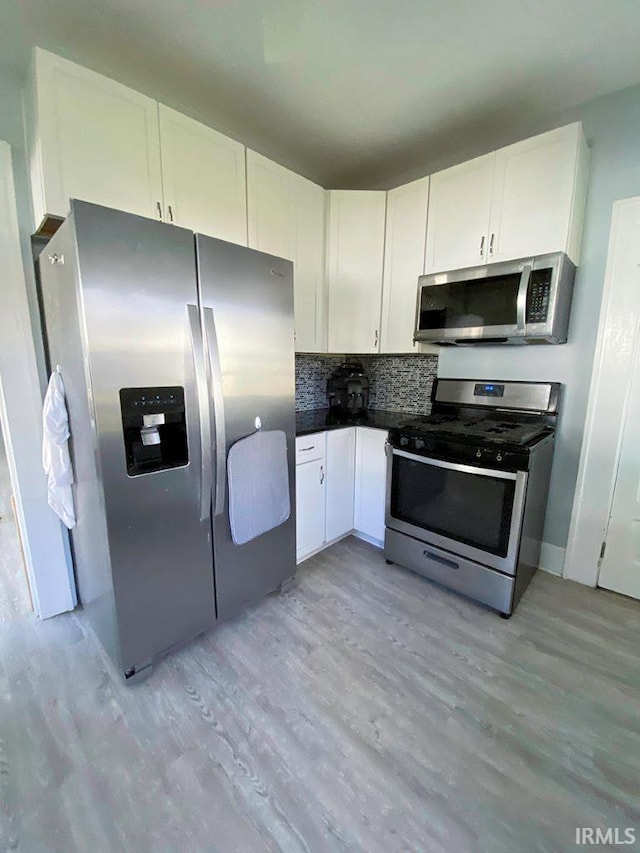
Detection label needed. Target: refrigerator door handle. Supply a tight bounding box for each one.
[187,304,212,521]
[203,307,227,517]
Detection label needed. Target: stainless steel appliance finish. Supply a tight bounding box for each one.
[414,252,575,345]
[39,201,296,681]
[384,379,559,616]
[196,235,296,620]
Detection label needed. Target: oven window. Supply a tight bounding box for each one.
[418,273,521,330]
[390,455,516,556]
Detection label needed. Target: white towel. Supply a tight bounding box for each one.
[42,370,76,529]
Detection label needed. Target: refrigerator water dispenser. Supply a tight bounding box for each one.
[119,386,188,476]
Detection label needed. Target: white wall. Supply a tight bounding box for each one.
[439,84,640,575]
[0,142,76,617]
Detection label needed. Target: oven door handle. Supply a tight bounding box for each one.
[424,550,459,570]
[392,448,518,481]
[516,264,533,333]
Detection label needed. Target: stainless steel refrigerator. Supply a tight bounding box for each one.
[39,200,296,682]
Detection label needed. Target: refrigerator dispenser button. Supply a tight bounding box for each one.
[143,412,165,427]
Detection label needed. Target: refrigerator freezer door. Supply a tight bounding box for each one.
[196,235,296,620]
[72,201,216,675]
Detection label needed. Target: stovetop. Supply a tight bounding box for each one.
[400,413,549,447]
[388,379,559,470]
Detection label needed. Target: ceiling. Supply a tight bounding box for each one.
[2,0,640,188]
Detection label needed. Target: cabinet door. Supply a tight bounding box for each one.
[296,459,326,561]
[424,153,494,274]
[247,152,326,352]
[159,105,247,245]
[29,48,163,225]
[325,428,356,542]
[354,428,388,545]
[247,150,293,260]
[380,177,430,353]
[327,191,386,353]
[488,123,585,264]
[290,174,327,353]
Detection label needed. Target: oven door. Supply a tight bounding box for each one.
[385,447,527,575]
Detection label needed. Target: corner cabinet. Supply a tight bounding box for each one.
[325,427,356,542]
[327,191,387,353]
[295,426,388,562]
[425,123,589,273]
[353,427,388,546]
[25,48,163,226]
[380,176,437,354]
[247,151,327,352]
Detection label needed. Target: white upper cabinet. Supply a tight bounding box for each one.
[247,150,293,260]
[25,48,249,246]
[425,153,494,274]
[380,176,433,353]
[424,123,589,273]
[289,173,326,352]
[247,151,326,352]
[158,105,247,244]
[327,191,387,354]
[488,123,588,264]
[26,48,163,227]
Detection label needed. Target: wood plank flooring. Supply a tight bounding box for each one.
[0,465,639,850]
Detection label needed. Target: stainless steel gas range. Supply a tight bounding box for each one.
[384,379,560,617]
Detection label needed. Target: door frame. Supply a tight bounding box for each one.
[0,142,76,617]
[564,196,640,587]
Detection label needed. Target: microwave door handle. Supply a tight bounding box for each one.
[516,265,533,333]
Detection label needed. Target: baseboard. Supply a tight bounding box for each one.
[296,531,351,564]
[352,530,384,549]
[538,542,566,577]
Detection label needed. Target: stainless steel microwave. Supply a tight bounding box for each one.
[414,252,576,345]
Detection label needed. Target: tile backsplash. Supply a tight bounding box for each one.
[295,354,438,415]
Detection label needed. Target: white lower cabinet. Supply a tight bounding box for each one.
[296,426,388,561]
[295,433,326,562]
[325,428,356,542]
[353,427,388,546]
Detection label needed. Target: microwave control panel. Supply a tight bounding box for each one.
[526,270,553,323]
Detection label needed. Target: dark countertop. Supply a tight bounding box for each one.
[295,408,415,437]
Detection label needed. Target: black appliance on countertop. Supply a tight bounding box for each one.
[384,378,560,617]
[328,362,370,417]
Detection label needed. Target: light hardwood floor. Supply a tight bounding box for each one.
[0,471,638,851]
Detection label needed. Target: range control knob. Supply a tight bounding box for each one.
[414,438,426,450]
[400,436,410,447]
[476,449,482,458]
[496,452,503,462]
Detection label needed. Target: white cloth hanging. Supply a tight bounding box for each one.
[42,369,76,529]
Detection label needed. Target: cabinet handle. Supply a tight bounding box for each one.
[168,204,174,223]
[320,465,325,485]
[156,201,163,220]
[374,329,379,348]
[489,233,495,256]
[479,235,485,258]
